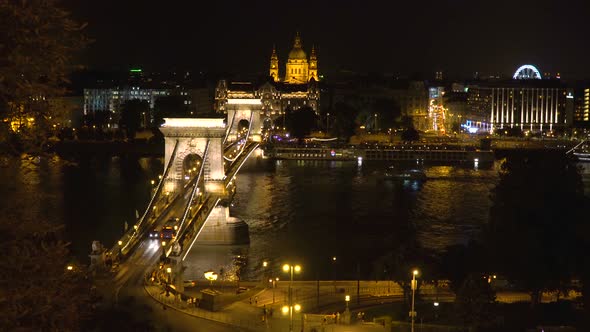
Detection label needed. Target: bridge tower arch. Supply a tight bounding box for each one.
[159,118,226,195]
[225,99,262,142]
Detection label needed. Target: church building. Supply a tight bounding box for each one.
[270,32,319,84]
[215,33,321,126]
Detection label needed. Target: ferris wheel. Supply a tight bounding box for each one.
[513,64,542,80]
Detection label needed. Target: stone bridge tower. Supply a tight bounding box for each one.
[159,118,226,195]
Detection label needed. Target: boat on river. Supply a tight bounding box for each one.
[383,166,427,181]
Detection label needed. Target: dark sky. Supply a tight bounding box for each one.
[65,0,590,80]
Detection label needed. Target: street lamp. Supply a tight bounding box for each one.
[117,240,123,257]
[410,269,419,332]
[282,303,301,332]
[433,301,439,320]
[331,256,337,293]
[204,270,218,286]
[283,264,301,332]
[166,266,172,284]
[345,294,350,310]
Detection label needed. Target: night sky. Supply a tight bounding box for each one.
[65,0,590,80]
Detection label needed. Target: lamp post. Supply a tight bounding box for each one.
[282,303,301,332]
[433,301,439,320]
[117,240,123,258]
[410,269,419,332]
[283,264,301,332]
[166,266,172,283]
[262,260,268,282]
[331,256,337,293]
[269,277,279,304]
[161,241,166,259]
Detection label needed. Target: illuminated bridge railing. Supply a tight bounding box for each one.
[164,194,220,260]
[108,139,180,259]
[225,141,259,187]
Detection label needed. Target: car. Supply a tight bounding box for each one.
[236,286,248,294]
[160,217,179,239]
[148,228,159,238]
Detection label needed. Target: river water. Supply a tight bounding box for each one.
[1,154,589,282]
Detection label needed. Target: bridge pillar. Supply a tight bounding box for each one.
[196,204,249,245]
[226,99,262,143]
[159,118,226,195]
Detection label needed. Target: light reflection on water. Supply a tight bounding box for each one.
[2,154,589,281]
[189,158,501,281]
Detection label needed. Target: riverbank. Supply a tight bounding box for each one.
[52,139,164,157]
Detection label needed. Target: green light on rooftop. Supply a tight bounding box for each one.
[130,68,142,73]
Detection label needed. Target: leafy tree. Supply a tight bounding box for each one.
[119,99,148,139]
[285,106,317,142]
[454,273,497,330]
[440,241,488,295]
[0,0,89,152]
[401,127,420,141]
[400,115,414,129]
[84,110,112,129]
[153,95,188,127]
[486,153,586,307]
[451,122,462,134]
[369,98,400,132]
[330,102,359,141]
[0,218,93,331]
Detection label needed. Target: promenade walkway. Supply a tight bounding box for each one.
[142,277,582,332]
[143,279,453,332]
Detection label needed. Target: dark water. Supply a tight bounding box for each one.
[2,154,589,281]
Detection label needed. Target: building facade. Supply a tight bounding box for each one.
[83,86,170,115]
[468,80,569,133]
[215,33,321,126]
[270,32,319,84]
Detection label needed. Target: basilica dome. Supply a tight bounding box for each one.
[288,47,307,60]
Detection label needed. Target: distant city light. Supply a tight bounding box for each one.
[130,68,142,72]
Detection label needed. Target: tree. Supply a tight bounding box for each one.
[454,274,497,331]
[369,98,400,132]
[330,102,359,141]
[0,218,93,331]
[119,99,148,139]
[0,0,89,152]
[153,95,188,127]
[486,152,586,307]
[285,106,317,142]
[440,241,488,295]
[84,110,112,129]
[401,127,420,142]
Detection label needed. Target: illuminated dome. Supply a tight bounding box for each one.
[288,47,307,60]
[288,32,307,60]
